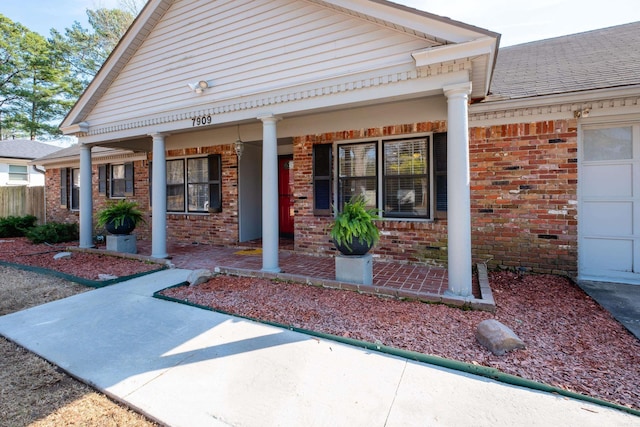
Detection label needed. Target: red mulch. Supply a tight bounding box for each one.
[161,272,640,411]
[0,238,159,281]
[1,236,638,411]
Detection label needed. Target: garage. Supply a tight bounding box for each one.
[579,120,640,284]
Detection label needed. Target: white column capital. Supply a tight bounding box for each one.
[149,132,169,140]
[443,82,472,99]
[257,114,282,124]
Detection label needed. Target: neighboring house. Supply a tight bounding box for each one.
[36,0,640,292]
[0,139,61,186]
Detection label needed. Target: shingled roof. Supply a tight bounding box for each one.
[489,21,640,100]
[0,139,62,160]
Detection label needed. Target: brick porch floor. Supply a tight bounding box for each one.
[135,239,486,307]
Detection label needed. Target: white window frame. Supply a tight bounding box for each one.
[8,164,28,182]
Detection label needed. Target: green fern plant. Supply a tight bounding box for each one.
[96,200,145,229]
[330,195,381,252]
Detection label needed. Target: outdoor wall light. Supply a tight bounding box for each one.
[188,80,212,94]
[234,139,244,159]
[573,107,591,118]
[234,125,244,159]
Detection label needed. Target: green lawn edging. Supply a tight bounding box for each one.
[0,260,166,288]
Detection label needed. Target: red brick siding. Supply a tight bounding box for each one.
[45,168,79,224]
[44,145,238,246]
[293,119,578,276]
[469,119,578,276]
[44,120,578,276]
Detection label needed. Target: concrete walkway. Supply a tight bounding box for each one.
[579,281,640,340]
[0,270,636,427]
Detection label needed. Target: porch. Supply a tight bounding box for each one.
[135,239,493,311]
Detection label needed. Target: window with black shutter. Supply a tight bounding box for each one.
[98,165,107,195]
[109,163,134,198]
[313,144,332,215]
[70,168,80,210]
[207,154,222,212]
[434,132,447,217]
[60,168,68,208]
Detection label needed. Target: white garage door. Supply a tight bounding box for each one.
[579,123,640,284]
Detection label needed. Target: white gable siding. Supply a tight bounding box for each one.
[87,0,438,125]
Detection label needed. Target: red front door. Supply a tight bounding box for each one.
[278,156,294,237]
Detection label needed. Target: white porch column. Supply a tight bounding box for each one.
[259,114,281,273]
[444,82,473,296]
[79,144,94,248]
[151,133,168,259]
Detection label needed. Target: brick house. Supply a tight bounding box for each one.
[37,0,640,290]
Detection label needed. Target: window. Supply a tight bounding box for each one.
[60,167,80,210]
[338,142,377,210]
[166,155,221,213]
[166,159,185,211]
[313,144,332,215]
[71,168,80,210]
[8,165,28,182]
[318,133,447,220]
[98,163,134,198]
[383,138,429,218]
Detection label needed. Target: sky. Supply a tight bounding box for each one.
[2,0,640,47]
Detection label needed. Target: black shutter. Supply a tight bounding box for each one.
[313,144,332,215]
[208,154,222,212]
[60,168,68,208]
[124,162,134,196]
[434,133,447,214]
[98,165,107,195]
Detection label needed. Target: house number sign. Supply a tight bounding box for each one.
[192,115,212,127]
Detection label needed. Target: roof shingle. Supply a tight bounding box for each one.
[489,21,640,100]
[0,139,62,160]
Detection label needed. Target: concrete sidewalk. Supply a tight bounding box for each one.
[0,269,636,427]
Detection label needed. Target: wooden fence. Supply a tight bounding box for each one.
[0,186,45,223]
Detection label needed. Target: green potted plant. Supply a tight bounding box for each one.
[330,195,381,255]
[96,200,146,235]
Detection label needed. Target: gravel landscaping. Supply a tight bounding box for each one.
[1,237,638,414]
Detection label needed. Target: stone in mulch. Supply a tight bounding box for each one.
[475,319,525,356]
[53,252,72,260]
[188,269,215,286]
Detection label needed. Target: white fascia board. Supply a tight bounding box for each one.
[472,85,640,114]
[412,37,496,68]
[60,122,90,135]
[319,0,486,43]
[76,70,471,144]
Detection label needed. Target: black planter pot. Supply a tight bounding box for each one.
[105,217,136,235]
[334,237,373,256]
